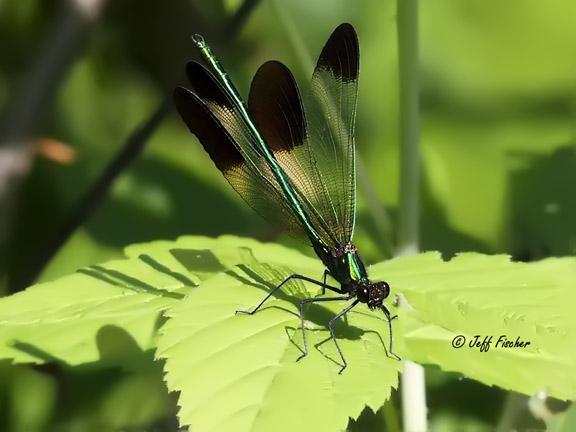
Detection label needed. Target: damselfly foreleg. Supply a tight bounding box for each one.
[235,273,344,315]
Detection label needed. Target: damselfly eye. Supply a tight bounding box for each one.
[374,281,390,299]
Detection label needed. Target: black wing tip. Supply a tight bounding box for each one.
[185,60,210,85]
[173,86,201,129]
[316,22,359,82]
[255,59,291,74]
[250,60,300,97]
[172,84,244,172]
[248,59,306,152]
[335,22,357,36]
[251,60,297,90]
[173,85,190,96]
[335,23,359,49]
[173,86,192,108]
[185,60,203,73]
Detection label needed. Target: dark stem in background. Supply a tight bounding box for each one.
[225,0,262,39]
[0,0,107,273]
[12,99,171,291]
[12,0,263,291]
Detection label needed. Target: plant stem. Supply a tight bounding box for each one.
[495,392,528,432]
[269,0,314,72]
[11,0,263,290]
[12,98,171,291]
[225,0,262,39]
[356,156,394,257]
[0,0,107,273]
[396,0,426,431]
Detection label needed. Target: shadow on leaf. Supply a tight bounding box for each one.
[11,341,65,364]
[170,248,228,274]
[138,253,197,287]
[77,266,184,299]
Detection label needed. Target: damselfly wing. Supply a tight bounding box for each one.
[174,23,398,373]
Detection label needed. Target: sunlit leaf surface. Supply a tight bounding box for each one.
[1,236,575,431]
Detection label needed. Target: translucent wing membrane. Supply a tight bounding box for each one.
[184,62,266,176]
[173,86,306,238]
[182,61,335,242]
[174,23,359,249]
[306,23,359,244]
[248,61,340,248]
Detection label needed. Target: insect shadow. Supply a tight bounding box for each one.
[11,324,155,367]
[282,320,390,369]
[228,263,379,368]
[170,248,229,274]
[11,341,63,364]
[77,266,185,300]
[138,253,197,287]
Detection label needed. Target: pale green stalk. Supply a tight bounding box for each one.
[396,0,427,431]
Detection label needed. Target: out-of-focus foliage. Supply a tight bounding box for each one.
[1,0,575,430]
[3,0,576,282]
[0,360,175,431]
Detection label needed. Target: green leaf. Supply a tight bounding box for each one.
[0,236,318,367]
[371,252,576,400]
[157,267,399,432]
[151,237,401,431]
[0,256,186,367]
[2,236,576,431]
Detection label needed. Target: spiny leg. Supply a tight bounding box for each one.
[327,299,360,374]
[381,305,401,361]
[296,294,353,362]
[320,270,330,295]
[236,273,344,315]
[319,271,349,327]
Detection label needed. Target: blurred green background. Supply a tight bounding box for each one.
[1,0,575,430]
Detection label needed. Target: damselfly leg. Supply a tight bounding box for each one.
[295,294,355,369]
[236,273,360,371]
[381,305,401,361]
[235,273,344,315]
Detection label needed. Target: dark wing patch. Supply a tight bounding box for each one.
[315,23,359,83]
[174,80,308,240]
[174,87,243,172]
[249,61,340,248]
[248,60,306,154]
[175,24,360,248]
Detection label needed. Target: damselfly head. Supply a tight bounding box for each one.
[358,281,390,309]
